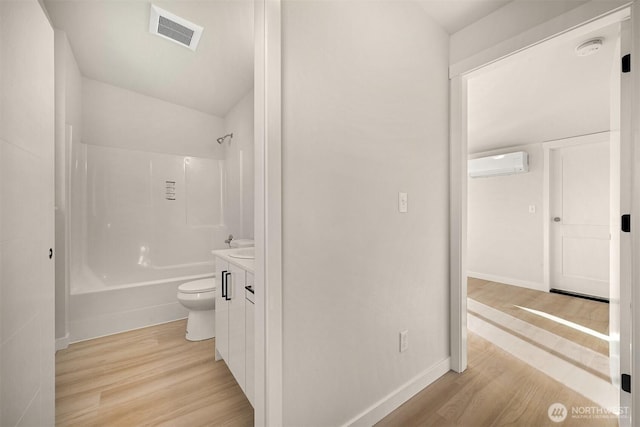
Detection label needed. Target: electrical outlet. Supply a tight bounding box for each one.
[400,330,409,352]
[398,192,408,213]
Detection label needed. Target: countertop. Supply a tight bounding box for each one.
[211,248,255,274]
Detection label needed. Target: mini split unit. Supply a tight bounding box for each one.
[468,151,529,178]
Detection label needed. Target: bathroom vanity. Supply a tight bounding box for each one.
[212,248,255,407]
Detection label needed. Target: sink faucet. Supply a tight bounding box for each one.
[225,234,234,247]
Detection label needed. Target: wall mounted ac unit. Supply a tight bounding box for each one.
[468,151,529,178]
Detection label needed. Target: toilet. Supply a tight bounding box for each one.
[177,278,216,341]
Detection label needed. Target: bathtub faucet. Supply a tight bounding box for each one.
[225,234,234,247]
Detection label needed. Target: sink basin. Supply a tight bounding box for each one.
[228,248,254,259]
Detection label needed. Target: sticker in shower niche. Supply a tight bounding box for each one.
[165,180,176,201]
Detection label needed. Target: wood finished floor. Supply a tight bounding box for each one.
[58,305,614,427]
[378,333,617,427]
[468,277,609,355]
[55,320,253,426]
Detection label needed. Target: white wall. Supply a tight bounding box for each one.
[281,1,450,425]
[224,89,254,240]
[54,30,82,345]
[64,37,82,133]
[450,0,630,68]
[467,144,545,289]
[0,0,56,424]
[82,78,225,159]
[450,0,588,64]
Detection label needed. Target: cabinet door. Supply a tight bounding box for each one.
[245,273,255,406]
[215,258,230,361]
[228,263,246,390]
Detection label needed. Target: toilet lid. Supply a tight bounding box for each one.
[178,278,216,294]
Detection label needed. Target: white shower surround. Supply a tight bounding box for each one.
[68,142,229,342]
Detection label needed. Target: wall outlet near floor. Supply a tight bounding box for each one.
[399,330,409,352]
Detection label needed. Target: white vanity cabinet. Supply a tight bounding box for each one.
[215,257,230,361]
[228,263,246,389]
[215,258,246,392]
[245,272,255,406]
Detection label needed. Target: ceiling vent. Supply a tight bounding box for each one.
[149,5,203,51]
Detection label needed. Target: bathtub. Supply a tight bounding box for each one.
[68,264,215,343]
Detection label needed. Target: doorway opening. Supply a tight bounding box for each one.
[454,6,632,422]
[47,0,260,424]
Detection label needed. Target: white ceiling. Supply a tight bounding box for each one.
[42,0,522,119]
[418,0,511,34]
[44,0,254,118]
[467,22,619,153]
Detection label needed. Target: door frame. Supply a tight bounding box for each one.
[627,1,640,421]
[449,3,637,419]
[541,131,612,294]
[254,0,283,424]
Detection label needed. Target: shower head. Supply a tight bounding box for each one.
[217,133,233,144]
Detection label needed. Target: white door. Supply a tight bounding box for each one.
[550,139,610,299]
[245,272,255,405]
[616,15,632,425]
[0,1,56,421]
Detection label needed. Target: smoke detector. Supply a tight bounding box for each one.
[575,38,603,57]
[149,5,203,51]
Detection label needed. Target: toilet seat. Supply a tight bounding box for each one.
[178,278,216,294]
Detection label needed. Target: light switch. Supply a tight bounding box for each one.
[399,192,408,213]
[529,205,536,214]
[400,330,409,352]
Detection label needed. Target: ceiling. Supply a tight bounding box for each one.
[467,22,619,153]
[43,0,514,119]
[418,0,511,34]
[44,0,254,118]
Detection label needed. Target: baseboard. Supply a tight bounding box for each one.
[55,333,70,351]
[343,357,451,427]
[468,271,547,292]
